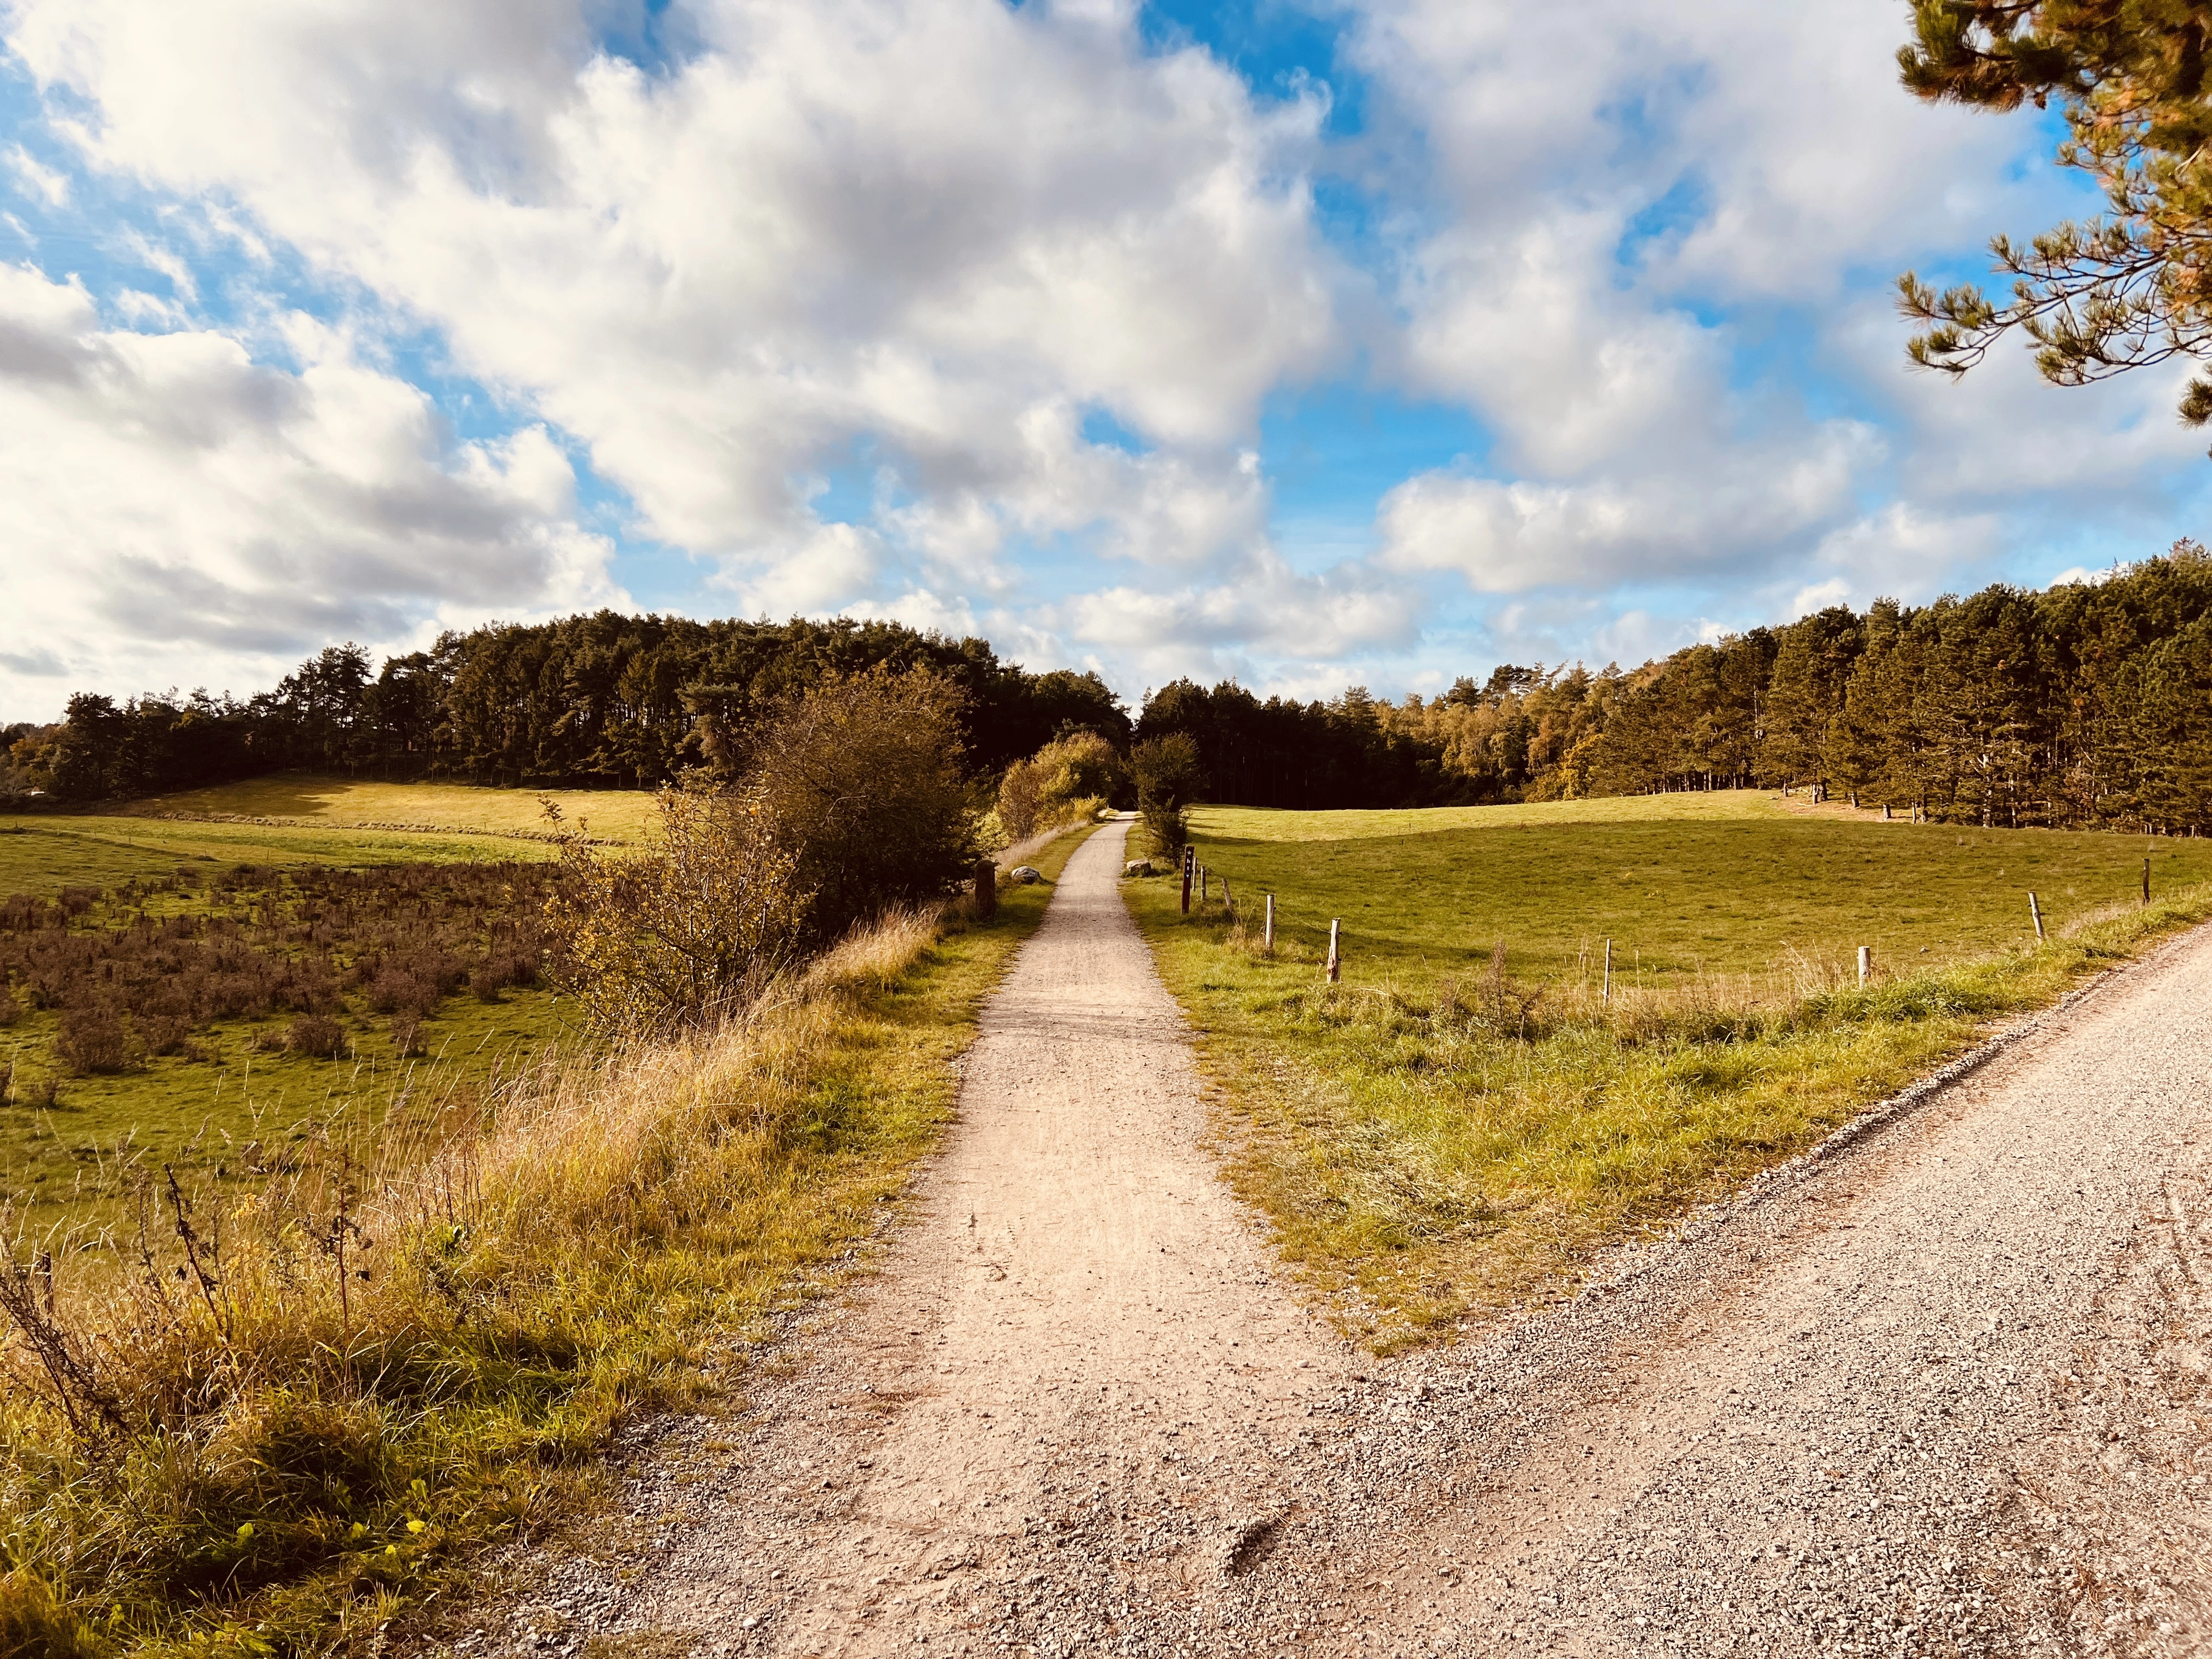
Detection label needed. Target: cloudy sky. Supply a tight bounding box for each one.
[2,0,2205,724]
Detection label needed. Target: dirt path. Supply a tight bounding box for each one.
[576,820,1357,1655]
[503,826,2211,1658]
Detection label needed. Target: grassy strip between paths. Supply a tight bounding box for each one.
[1126,822,2212,1355]
[0,826,1094,1657]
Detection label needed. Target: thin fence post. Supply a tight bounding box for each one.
[1221,876,1233,919]
[2029,891,2045,941]
[1180,847,1192,915]
[2143,857,2152,905]
[1857,945,1871,988]
[1264,893,1276,952]
[1326,919,1341,984]
[973,857,997,921]
[1602,938,1612,1005]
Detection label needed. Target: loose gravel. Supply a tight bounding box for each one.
[457,823,2211,1658]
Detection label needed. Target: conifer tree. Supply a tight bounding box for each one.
[1898,2,2212,438]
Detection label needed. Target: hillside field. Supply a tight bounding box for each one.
[1176,792,2212,986]
[117,771,662,842]
[1131,793,2212,1346]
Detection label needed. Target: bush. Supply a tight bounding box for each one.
[746,667,981,944]
[1132,732,1201,856]
[548,784,813,1036]
[286,1013,348,1059]
[54,1006,133,1075]
[996,729,1126,842]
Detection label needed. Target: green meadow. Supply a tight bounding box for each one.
[1,993,576,1240]
[0,792,653,1243]
[0,817,545,900]
[1131,793,2212,1349]
[1178,793,2212,985]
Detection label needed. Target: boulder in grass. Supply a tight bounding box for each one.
[1007,865,1044,884]
[1122,859,1153,878]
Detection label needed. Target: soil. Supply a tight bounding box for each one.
[465,819,2212,1658]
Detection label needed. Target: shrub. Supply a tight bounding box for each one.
[54,1006,133,1075]
[548,784,812,1036]
[137,1013,196,1057]
[286,1013,348,1059]
[391,1019,426,1058]
[745,667,981,943]
[1132,732,1201,856]
[471,958,511,1002]
[0,981,16,1027]
[996,728,1126,842]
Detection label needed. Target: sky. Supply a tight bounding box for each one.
[2,0,2208,725]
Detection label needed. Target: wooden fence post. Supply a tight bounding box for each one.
[2143,857,2152,905]
[973,858,997,920]
[2029,891,2045,941]
[1221,876,1233,918]
[1602,938,1612,1005]
[1326,919,1341,984]
[1180,848,1192,915]
[1264,893,1276,952]
[1857,945,1871,988]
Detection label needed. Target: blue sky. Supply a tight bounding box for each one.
[3,0,2208,724]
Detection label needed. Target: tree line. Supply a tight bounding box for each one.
[10,549,2208,833]
[1133,546,2212,833]
[2,613,1128,802]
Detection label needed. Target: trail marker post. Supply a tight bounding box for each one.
[1263,893,1276,952]
[1857,945,1871,988]
[2143,857,2152,905]
[973,858,997,921]
[1180,848,1193,915]
[1326,919,1341,984]
[1602,938,1612,1005]
[2029,891,2046,942]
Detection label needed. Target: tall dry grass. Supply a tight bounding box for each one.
[0,892,1001,1655]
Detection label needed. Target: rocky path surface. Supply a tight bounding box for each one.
[496,825,2211,1658]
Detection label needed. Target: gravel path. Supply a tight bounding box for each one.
[487,822,2211,1658]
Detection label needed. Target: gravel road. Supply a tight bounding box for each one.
[481,821,2211,1659]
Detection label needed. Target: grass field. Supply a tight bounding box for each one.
[1,851,578,1243]
[0,817,554,898]
[3,992,575,1239]
[118,772,661,842]
[1179,793,2212,983]
[1131,794,2212,1349]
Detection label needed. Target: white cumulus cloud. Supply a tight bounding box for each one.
[8,0,1341,579]
[0,264,619,719]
